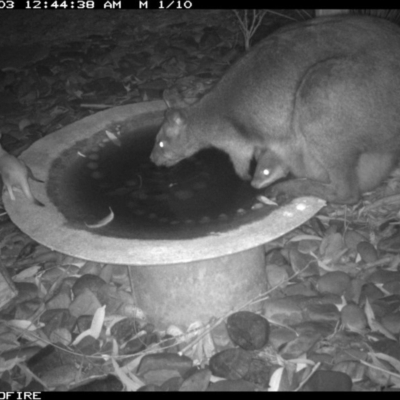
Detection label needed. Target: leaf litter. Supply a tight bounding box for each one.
[1,9,400,392]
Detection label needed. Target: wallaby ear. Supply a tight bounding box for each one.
[169,109,186,125]
[164,109,186,138]
[253,147,263,160]
[163,88,190,109]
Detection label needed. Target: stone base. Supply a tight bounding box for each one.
[130,246,266,328]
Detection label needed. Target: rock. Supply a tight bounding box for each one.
[226,311,270,350]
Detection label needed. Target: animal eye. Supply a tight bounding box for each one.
[159,141,165,148]
[262,169,270,176]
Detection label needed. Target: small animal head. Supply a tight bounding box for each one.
[150,109,201,166]
[251,151,289,189]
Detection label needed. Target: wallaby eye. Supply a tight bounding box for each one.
[262,168,270,176]
[159,141,165,148]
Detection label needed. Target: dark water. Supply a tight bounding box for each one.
[47,126,276,240]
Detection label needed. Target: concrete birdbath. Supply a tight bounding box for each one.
[3,101,325,328]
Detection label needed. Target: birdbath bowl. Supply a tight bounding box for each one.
[3,101,325,328]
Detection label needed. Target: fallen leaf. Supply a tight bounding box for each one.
[373,352,400,374]
[269,367,284,392]
[289,235,322,243]
[85,207,114,228]
[112,354,144,391]
[72,305,106,345]
[0,356,25,373]
[8,319,44,331]
[365,299,397,339]
[105,130,122,146]
[256,195,277,206]
[12,265,41,282]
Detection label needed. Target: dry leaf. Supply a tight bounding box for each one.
[8,320,44,331]
[289,234,322,243]
[72,305,106,345]
[112,356,144,391]
[85,207,114,228]
[12,265,41,282]
[256,194,277,206]
[105,130,122,147]
[365,299,397,339]
[0,356,25,373]
[269,367,284,391]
